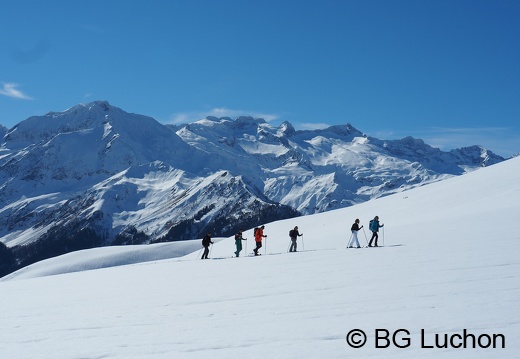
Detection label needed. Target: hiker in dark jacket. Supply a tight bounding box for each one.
[368,216,384,247]
[201,232,213,259]
[289,226,303,252]
[234,229,247,257]
[349,219,363,248]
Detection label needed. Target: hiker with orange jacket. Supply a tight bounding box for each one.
[253,225,267,256]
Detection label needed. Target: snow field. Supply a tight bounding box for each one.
[0,157,519,358]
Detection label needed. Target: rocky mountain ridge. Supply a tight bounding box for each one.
[0,101,505,275]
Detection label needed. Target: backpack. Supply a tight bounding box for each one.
[254,227,259,236]
[289,229,295,238]
[369,219,376,231]
[235,233,240,240]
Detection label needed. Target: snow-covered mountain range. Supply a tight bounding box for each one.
[1,151,518,359]
[0,101,505,275]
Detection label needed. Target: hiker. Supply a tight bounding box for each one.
[289,226,303,252]
[234,229,247,257]
[349,219,363,248]
[368,216,384,247]
[201,232,213,259]
[254,225,267,256]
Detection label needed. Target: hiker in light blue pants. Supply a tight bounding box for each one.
[349,219,363,248]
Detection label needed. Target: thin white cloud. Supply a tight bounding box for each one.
[0,82,33,100]
[298,122,331,130]
[168,107,279,125]
[417,126,507,146]
[373,129,396,139]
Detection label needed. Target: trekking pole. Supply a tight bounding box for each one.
[287,239,292,253]
[197,247,203,260]
[265,237,267,255]
[383,226,385,246]
[209,243,213,258]
[302,234,305,251]
[362,228,369,247]
[346,232,353,249]
[245,238,248,256]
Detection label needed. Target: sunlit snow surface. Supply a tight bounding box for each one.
[1,157,519,358]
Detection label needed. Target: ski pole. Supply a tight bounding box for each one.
[209,243,213,258]
[265,236,267,255]
[346,232,353,249]
[383,226,385,246]
[287,239,292,253]
[362,228,369,247]
[302,234,305,251]
[197,247,203,260]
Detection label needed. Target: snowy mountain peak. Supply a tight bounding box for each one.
[48,100,111,116]
[4,101,125,150]
[0,101,507,278]
[321,123,363,137]
[278,121,296,136]
[449,145,503,167]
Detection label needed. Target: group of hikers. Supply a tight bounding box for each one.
[349,215,384,248]
[200,216,384,259]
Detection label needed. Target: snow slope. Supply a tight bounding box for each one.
[0,239,205,280]
[0,157,519,358]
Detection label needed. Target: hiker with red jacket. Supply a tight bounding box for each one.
[254,225,267,256]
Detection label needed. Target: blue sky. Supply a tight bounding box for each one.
[1,0,519,157]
